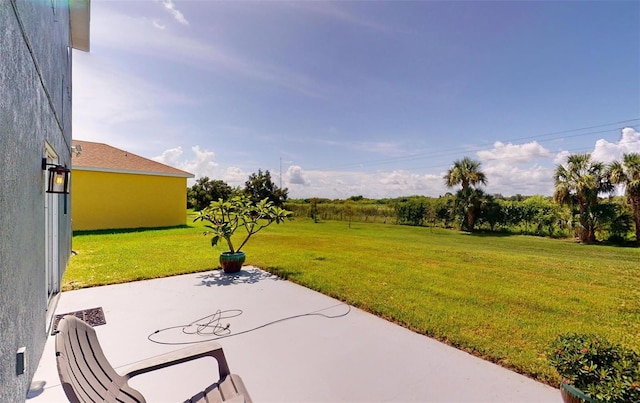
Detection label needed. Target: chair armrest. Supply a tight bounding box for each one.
[123,341,231,380]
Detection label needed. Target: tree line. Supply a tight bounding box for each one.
[187,169,288,210]
[187,152,640,244]
[426,152,639,244]
[285,194,635,244]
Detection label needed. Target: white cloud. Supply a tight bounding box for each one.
[482,162,555,197]
[90,5,326,97]
[187,146,218,174]
[379,171,445,195]
[222,167,249,187]
[379,170,409,186]
[160,0,189,25]
[620,127,640,145]
[284,168,447,199]
[281,138,567,198]
[552,127,640,167]
[152,146,254,189]
[152,142,557,199]
[471,128,640,197]
[477,141,551,163]
[287,165,308,185]
[287,169,366,199]
[287,2,393,33]
[473,141,556,196]
[152,20,166,30]
[154,145,218,182]
[154,146,184,166]
[591,127,640,163]
[553,150,571,165]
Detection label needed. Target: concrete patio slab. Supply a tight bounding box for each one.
[28,267,559,402]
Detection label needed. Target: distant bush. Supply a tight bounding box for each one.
[285,194,636,242]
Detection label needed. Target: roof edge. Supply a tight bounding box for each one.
[73,166,194,178]
[70,0,90,52]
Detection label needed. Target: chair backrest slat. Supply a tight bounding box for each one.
[55,315,145,403]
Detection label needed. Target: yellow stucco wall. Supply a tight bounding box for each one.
[71,170,187,231]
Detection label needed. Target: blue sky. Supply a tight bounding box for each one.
[73,0,640,199]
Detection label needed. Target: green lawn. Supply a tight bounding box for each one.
[65,217,640,385]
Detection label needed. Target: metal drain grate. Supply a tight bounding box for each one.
[51,307,106,335]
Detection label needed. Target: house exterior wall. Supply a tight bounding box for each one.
[72,170,189,230]
[0,1,73,401]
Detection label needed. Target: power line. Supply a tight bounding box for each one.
[499,118,639,143]
[324,122,638,170]
[399,126,637,169]
[308,119,639,172]
[405,145,598,173]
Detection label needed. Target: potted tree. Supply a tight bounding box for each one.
[548,332,639,403]
[194,196,291,273]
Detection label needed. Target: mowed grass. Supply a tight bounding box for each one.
[65,217,640,385]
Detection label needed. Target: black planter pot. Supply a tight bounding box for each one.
[219,251,245,273]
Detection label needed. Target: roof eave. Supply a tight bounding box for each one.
[73,166,195,179]
[70,0,90,52]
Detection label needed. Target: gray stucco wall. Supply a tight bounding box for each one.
[1,1,73,401]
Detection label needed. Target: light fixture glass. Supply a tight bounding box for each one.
[43,159,71,194]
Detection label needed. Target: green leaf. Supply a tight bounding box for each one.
[210,235,220,247]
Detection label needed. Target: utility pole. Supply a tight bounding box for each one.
[279,157,282,189]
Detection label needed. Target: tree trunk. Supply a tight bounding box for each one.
[466,209,475,231]
[631,195,640,245]
[578,201,592,242]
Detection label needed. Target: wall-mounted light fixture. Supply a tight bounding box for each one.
[42,158,71,194]
[71,144,82,157]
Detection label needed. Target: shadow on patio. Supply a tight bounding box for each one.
[196,269,281,287]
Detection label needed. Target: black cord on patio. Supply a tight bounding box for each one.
[147,303,352,345]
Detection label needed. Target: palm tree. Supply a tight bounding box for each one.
[443,157,487,190]
[553,153,612,242]
[454,187,489,231]
[444,157,487,230]
[608,153,640,244]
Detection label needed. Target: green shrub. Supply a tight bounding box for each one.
[548,333,640,402]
